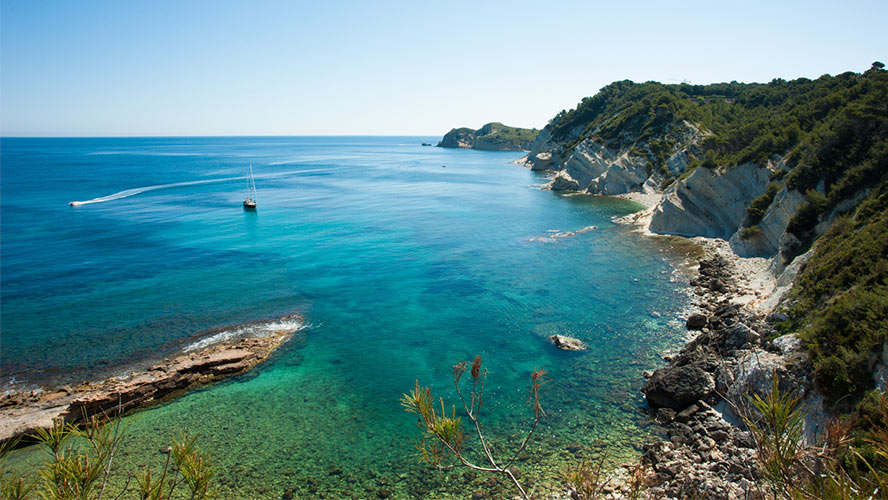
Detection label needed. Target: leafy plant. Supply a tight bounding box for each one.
[742,375,805,496]
[401,356,547,500]
[742,374,888,499]
[0,413,215,500]
[560,451,610,500]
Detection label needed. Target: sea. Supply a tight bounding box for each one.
[0,136,693,498]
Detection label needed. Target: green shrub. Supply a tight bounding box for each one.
[743,182,782,227]
[402,356,547,500]
[785,189,829,240]
[0,416,214,500]
[790,181,888,408]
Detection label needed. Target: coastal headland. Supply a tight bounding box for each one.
[0,316,301,444]
[486,63,887,497]
[437,122,538,151]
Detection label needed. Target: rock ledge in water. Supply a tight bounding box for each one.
[0,317,302,444]
[550,334,587,351]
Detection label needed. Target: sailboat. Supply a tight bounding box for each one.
[243,164,258,210]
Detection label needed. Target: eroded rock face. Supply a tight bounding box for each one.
[649,163,771,239]
[730,186,806,258]
[437,128,475,149]
[545,140,649,194]
[643,364,715,410]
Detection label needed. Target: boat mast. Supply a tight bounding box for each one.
[247,164,257,201]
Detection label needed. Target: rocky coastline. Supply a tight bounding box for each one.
[596,244,820,500]
[0,317,302,444]
[638,253,775,499]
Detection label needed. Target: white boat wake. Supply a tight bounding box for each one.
[68,168,329,206]
[69,176,244,206]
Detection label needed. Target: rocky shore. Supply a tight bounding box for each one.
[637,254,771,499]
[0,318,301,444]
[619,250,818,500]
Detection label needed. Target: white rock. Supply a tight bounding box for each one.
[729,187,805,258]
[649,163,771,239]
[772,334,802,354]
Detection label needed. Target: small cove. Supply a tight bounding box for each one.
[1,137,693,498]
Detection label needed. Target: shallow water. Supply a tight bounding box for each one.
[1,137,691,498]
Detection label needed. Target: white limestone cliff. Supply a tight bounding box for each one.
[649,163,772,239]
[729,187,806,258]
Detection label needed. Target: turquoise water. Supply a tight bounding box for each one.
[1,137,691,498]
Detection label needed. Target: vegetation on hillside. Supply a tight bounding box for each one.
[474,122,539,147]
[546,63,887,201]
[438,122,539,151]
[785,179,888,409]
[743,376,888,499]
[545,64,888,417]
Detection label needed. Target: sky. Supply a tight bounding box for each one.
[1,0,886,136]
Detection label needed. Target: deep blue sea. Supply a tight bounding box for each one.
[1,137,693,498]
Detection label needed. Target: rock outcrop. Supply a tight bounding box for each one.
[0,322,301,444]
[437,122,538,151]
[729,187,806,258]
[546,140,649,194]
[549,334,587,351]
[649,163,772,239]
[517,119,705,195]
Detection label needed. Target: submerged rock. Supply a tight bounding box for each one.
[549,334,587,351]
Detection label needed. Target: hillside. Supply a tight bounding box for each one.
[437,122,539,151]
[523,63,888,416]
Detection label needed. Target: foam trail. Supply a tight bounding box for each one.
[69,176,244,206]
[68,168,330,206]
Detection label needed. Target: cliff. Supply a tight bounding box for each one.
[437,122,539,151]
[518,65,888,487]
[520,66,887,274]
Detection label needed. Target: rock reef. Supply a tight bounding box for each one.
[0,322,299,444]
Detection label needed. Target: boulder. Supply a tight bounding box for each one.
[686,313,708,330]
[723,323,759,351]
[643,364,715,409]
[549,334,587,351]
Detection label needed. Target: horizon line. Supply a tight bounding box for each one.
[1,134,446,139]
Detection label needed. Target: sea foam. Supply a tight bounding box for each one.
[183,316,306,352]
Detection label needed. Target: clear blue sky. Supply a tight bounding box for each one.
[1,0,885,136]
